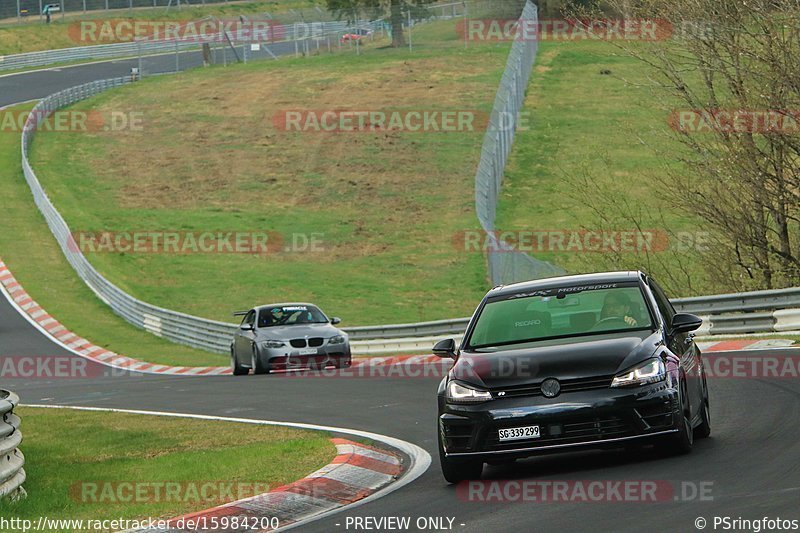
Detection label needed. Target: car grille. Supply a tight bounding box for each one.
[489,375,614,399]
[484,415,633,451]
[289,338,325,348]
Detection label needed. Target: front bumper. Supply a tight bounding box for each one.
[257,344,352,370]
[439,382,679,460]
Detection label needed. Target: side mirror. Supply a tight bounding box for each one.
[330,317,341,325]
[240,323,254,331]
[432,338,457,359]
[671,313,703,334]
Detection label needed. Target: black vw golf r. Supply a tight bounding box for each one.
[434,271,711,483]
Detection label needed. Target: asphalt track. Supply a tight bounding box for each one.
[1,55,800,533]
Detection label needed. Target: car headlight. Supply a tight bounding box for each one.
[328,335,346,345]
[611,359,666,388]
[261,340,285,348]
[446,381,492,404]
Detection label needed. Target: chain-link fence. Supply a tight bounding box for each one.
[474,0,564,285]
[16,0,561,355]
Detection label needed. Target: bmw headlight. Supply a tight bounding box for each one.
[328,335,346,345]
[611,358,666,388]
[261,340,285,349]
[446,381,492,404]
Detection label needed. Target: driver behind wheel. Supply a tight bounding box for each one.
[598,292,638,327]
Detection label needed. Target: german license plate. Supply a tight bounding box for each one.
[298,348,318,355]
[498,425,540,441]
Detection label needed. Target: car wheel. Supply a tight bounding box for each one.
[694,382,711,439]
[334,358,351,369]
[663,384,693,454]
[252,346,270,375]
[231,348,248,376]
[438,430,482,483]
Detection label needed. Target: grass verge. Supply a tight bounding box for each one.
[0,103,228,367]
[28,21,505,325]
[0,407,335,529]
[0,1,318,55]
[499,40,711,296]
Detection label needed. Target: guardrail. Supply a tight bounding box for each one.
[17,9,800,358]
[0,390,25,501]
[0,19,379,72]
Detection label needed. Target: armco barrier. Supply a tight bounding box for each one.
[0,18,379,72]
[18,78,800,353]
[17,14,800,357]
[0,390,25,501]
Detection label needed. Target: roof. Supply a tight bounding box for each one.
[252,302,321,313]
[489,271,644,297]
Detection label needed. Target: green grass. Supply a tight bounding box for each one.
[0,103,227,367]
[0,0,321,55]
[28,23,506,326]
[0,407,334,529]
[499,40,712,296]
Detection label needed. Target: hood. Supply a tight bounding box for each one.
[254,323,343,341]
[453,330,661,389]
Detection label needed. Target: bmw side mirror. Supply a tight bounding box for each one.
[433,338,457,359]
[330,317,342,325]
[240,324,254,331]
[671,313,703,334]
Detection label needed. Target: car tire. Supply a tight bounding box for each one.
[438,430,483,483]
[231,348,248,376]
[662,384,693,455]
[694,381,711,439]
[334,358,351,369]
[252,346,270,375]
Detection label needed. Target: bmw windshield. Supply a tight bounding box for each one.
[466,283,654,350]
[257,305,329,327]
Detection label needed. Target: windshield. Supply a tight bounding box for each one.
[467,283,653,349]
[257,305,328,327]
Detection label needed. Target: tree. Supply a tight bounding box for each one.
[569,0,800,290]
[326,0,435,48]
